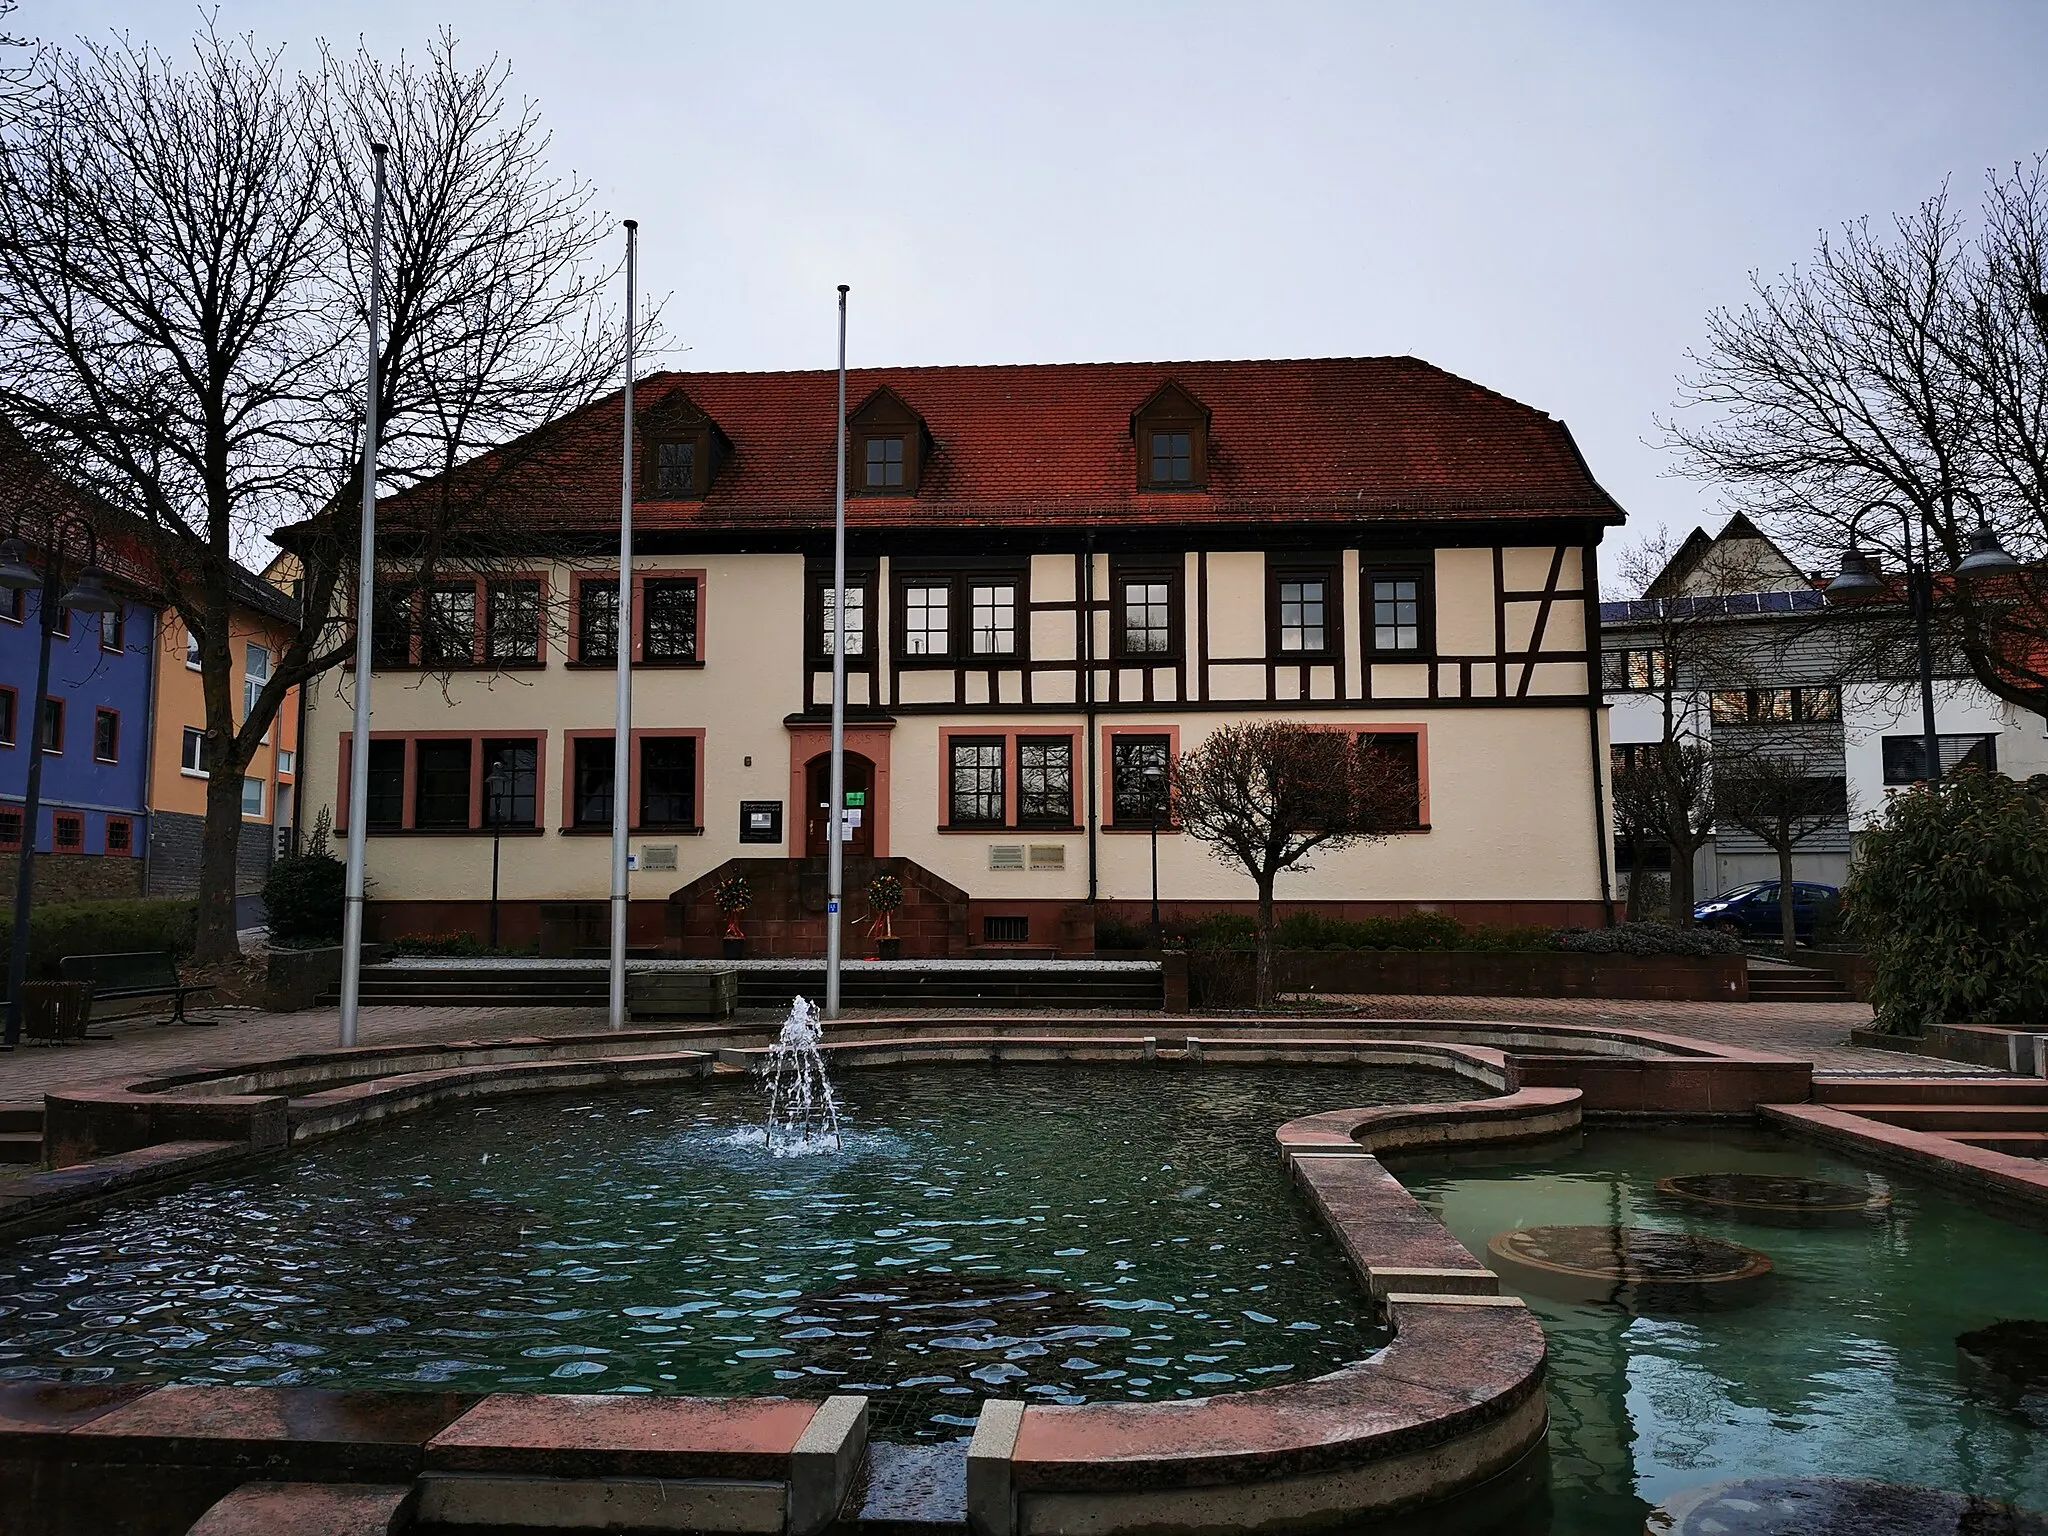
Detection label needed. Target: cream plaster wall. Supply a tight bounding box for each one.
[1204,553,1265,659]
[1432,549,1495,655]
[300,542,1613,912]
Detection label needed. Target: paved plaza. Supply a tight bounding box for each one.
[0,990,1945,1105]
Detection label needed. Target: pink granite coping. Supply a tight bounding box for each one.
[1006,1296,1546,1491]
[0,1381,155,1440]
[30,1385,479,1491]
[424,1393,823,1481]
[1276,1086,1583,1158]
[185,1481,412,1536]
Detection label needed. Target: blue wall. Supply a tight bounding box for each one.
[0,587,156,857]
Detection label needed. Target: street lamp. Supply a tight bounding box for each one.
[1825,499,2020,783]
[485,760,512,950]
[1,515,120,1050]
[1144,759,1165,950]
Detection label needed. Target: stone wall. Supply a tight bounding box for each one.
[0,852,143,904]
[146,810,274,898]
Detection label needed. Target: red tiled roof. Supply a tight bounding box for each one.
[383,356,1625,533]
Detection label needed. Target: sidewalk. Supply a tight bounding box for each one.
[0,990,1933,1102]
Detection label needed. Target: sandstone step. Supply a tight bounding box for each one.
[1849,1104,2048,1132]
[0,1103,43,1133]
[1813,1078,2048,1106]
[1947,1130,2048,1157]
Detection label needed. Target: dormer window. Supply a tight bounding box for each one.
[864,436,905,489]
[1149,431,1193,486]
[637,388,728,500]
[1131,380,1210,492]
[655,439,698,496]
[848,387,929,497]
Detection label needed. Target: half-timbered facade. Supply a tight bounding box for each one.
[297,357,1625,954]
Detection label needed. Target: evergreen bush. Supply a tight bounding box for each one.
[1844,773,2048,1034]
[0,899,198,979]
[263,808,346,945]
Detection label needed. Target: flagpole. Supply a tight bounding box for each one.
[826,285,849,1019]
[338,140,389,1050]
[608,219,639,1032]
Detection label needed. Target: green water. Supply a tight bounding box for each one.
[0,1063,1458,1439]
[1398,1127,2048,1533]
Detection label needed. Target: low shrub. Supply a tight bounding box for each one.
[1462,924,1559,953]
[1093,914,1154,951]
[1845,772,2048,1034]
[1181,912,1258,951]
[0,898,198,980]
[1552,921,1743,957]
[386,932,532,958]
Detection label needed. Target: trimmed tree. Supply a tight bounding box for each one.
[1173,722,1420,1007]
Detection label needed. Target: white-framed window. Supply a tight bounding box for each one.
[241,775,265,818]
[277,748,296,776]
[1371,575,1422,652]
[1277,578,1327,653]
[903,584,950,656]
[820,584,865,657]
[185,630,201,670]
[970,583,1017,656]
[245,643,272,743]
[181,727,207,776]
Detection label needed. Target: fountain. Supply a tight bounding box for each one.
[757,996,842,1155]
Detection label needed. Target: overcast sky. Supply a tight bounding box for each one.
[31,1,2048,579]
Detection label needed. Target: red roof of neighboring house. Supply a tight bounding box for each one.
[380,356,1625,534]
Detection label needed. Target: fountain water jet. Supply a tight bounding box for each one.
[758,996,842,1155]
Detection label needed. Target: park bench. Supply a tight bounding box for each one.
[57,951,216,1028]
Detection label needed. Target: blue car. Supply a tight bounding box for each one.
[1693,882,1839,938]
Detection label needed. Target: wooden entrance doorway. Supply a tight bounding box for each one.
[805,751,875,857]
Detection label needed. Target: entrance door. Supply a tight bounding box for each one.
[805,752,874,857]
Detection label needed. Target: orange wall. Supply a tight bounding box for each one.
[148,608,300,830]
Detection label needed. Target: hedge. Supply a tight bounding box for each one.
[0,899,198,981]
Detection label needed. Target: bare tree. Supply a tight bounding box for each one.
[0,25,624,961]
[1666,158,2048,721]
[1173,722,1418,1007]
[1713,751,1850,958]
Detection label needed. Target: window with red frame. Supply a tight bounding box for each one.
[105,817,133,855]
[94,708,119,762]
[0,687,14,747]
[52,812,83,852]
[0,806,20,849]
[101,607,125,652]
[39,697,62,753]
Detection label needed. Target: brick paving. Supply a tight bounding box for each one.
[0,988,1958,1103]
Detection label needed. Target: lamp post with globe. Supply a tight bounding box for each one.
[0,516,122,1049]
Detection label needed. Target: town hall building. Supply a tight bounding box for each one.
[295,356,1625,955]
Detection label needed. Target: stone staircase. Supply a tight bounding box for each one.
[1809,1076,2048,1159]
[0,1102,43,1166]
[1747,962,1854,1003]
[325,960,1165,1013]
